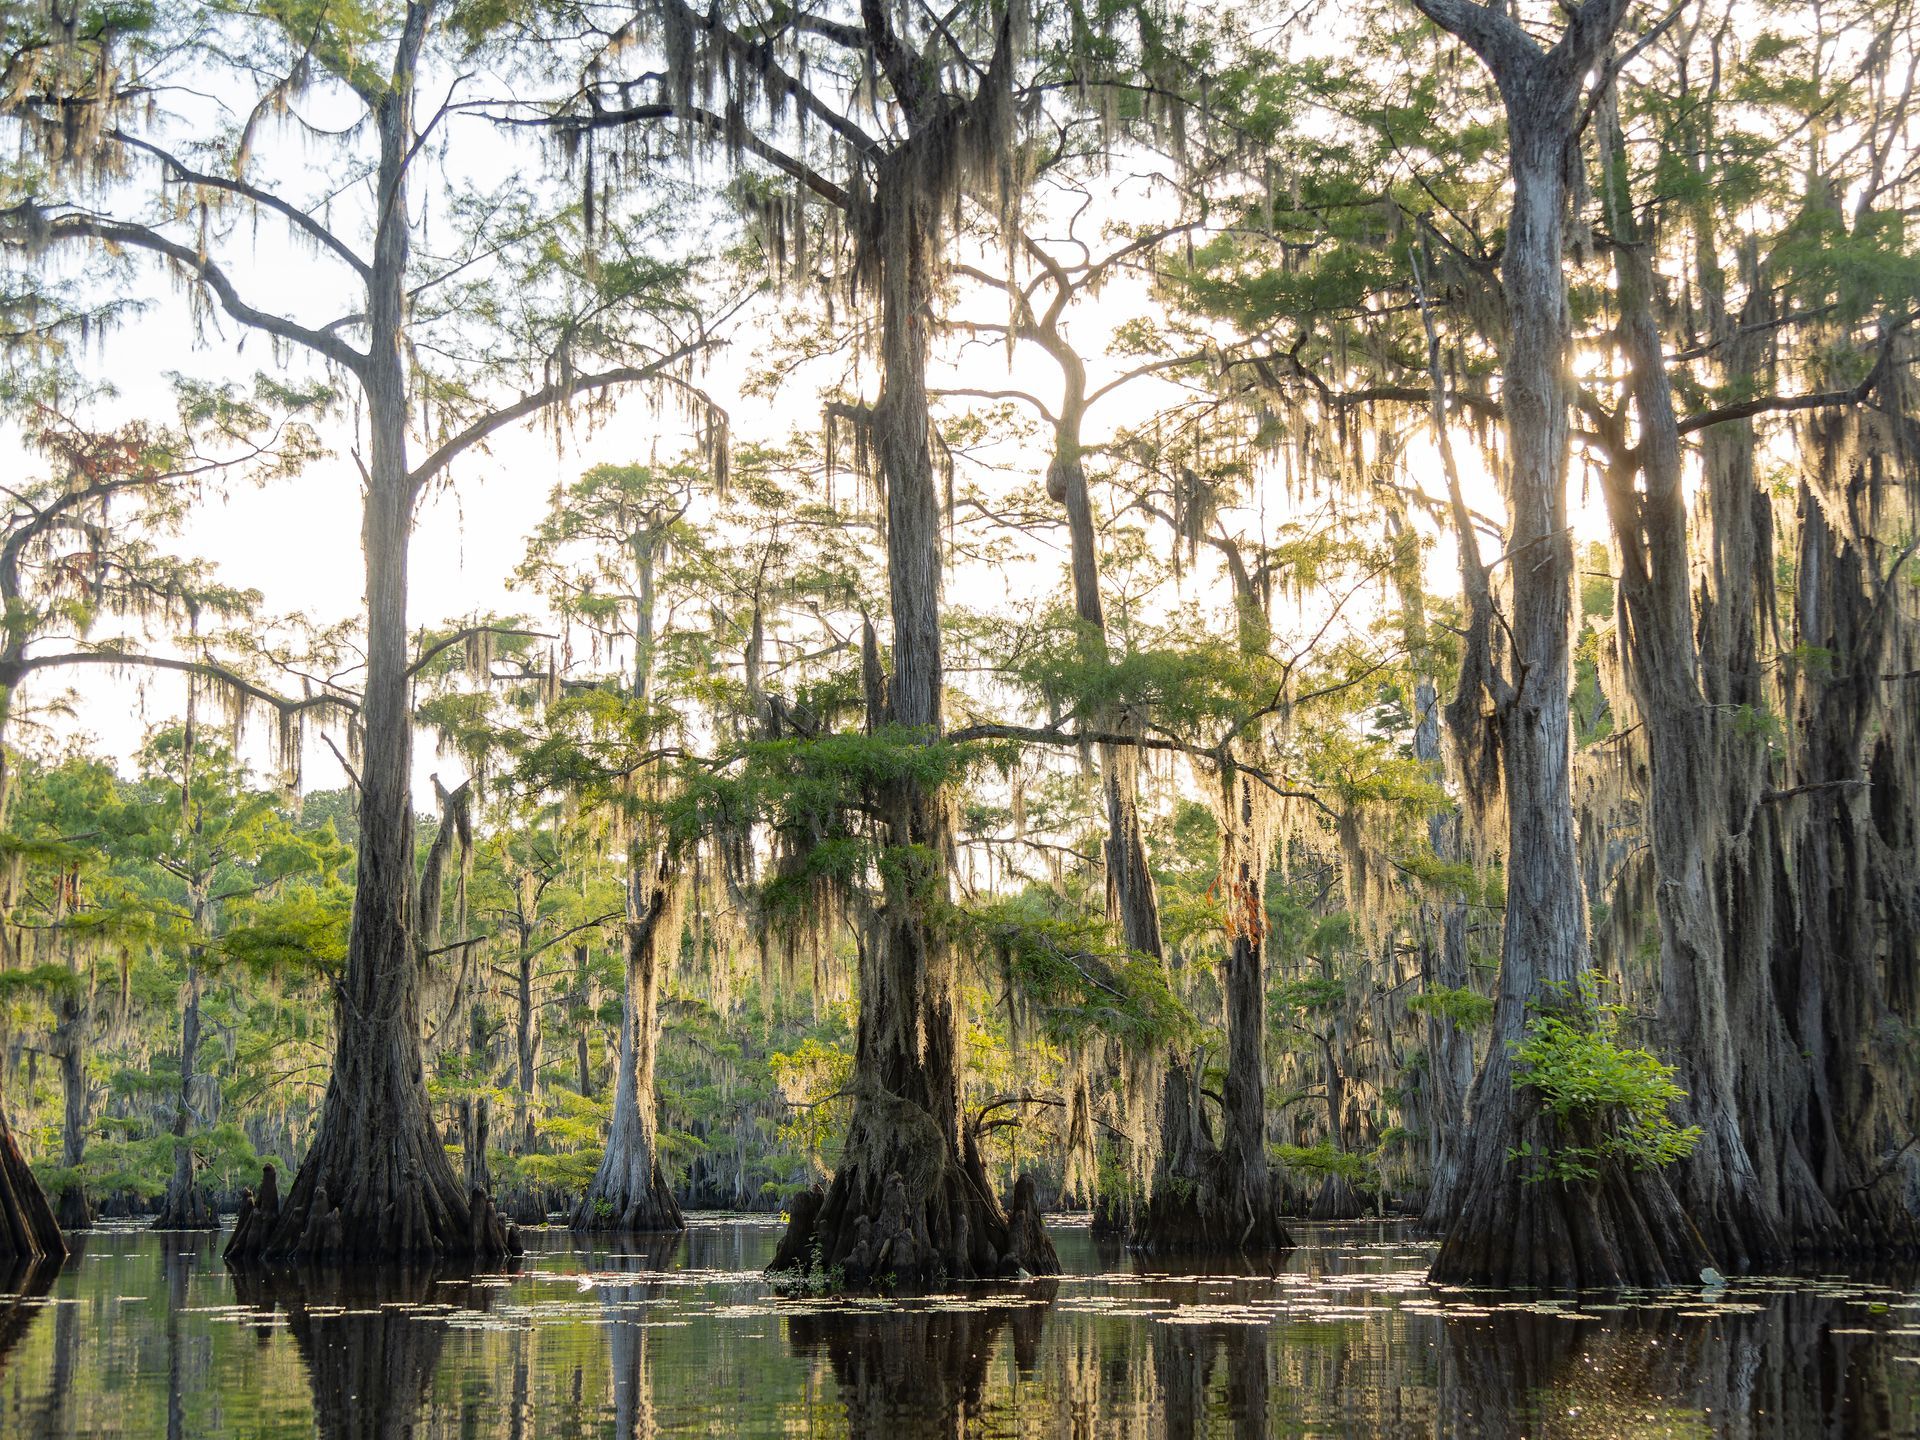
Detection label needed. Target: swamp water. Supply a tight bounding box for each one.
[0,1217,1913,1438]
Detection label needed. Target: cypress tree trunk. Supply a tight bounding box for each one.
[52,989,90,1232]
[229,12,506,1263]
[573,944,594,1101]
[572,851,686,1233]
[1695,416,1846,1252]
[1041,339,1286,1252]
[573,499,685,1234]
[1424,10,1711,1284]
[769,149,1056,1285]
[514,936,539,1156]
[0,1104,62,1263]
[154,962,216,1229]
[1667,216,1845,1253]
[1595,174,1787,1270]
[1216,770,1289,1247]
[1413,680,1475,1230]
[1775,431,1920,1252]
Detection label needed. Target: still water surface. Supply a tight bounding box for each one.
[0,1216,1914,1438]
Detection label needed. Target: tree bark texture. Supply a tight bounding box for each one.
[1426,11,1711,1284]
[1596,172,1789,1269]
[229,17,506,1263]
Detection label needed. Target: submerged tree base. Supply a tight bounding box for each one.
[152,1182,219,1231]
[1130,1162,1295,1255]
[54,1184,91,1234]
[770,1131,1058,1290]
[0,1120,64,1263]
[570,1162,684,1234]
[1431,1164,1712,1288]
[223,1145,523,1267]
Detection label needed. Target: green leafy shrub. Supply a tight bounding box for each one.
[1408,984,1495,1029]
[1507,977,1701,1184]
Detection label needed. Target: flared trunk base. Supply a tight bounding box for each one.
[152,1181,219,1231]
[0,1121,64,1263]
[770,1133,1057,1289]
[54,1184,91,1233]
[1431,1162,1712,1289]
[571,1162,684,1234]
[1131,1161,1295,1254]
[224,1131,522,1267]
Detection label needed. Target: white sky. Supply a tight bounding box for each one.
[2,30,1594,809]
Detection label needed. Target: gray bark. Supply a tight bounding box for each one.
[229,5,506,1263]
[1419,0,1712,1286]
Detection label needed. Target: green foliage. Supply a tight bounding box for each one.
[1274,1140,1372,1187]
[767,1036,853,1182]
[1407,985,1495,1029]
[958,891,1193,1052]
[1507,978,1702,1185]
[1272,975,1345,1015]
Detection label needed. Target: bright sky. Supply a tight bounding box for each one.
[3,32,1589,808]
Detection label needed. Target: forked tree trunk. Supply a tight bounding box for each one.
[572,851,686,1233]
[228,26,507,1263]
[1424,12,1711,1284]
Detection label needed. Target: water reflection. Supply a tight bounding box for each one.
[0,1220,1910,1436]
[604,1232,681,1439]
[786,1282,1055,1436]
[1431,1285,1910,1438]
[0,1251,60,1373]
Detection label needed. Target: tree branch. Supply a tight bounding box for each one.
[18,210,368,374]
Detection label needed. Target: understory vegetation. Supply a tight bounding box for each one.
[0,0,1911,1289]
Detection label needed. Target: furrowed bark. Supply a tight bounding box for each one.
[0,1105,63,1264]
[227,10,507,1265]
[1424,1,1712,1286]
[1595,125,1788,1269]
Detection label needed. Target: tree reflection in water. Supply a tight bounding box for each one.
[600,1231,682,1440]
[1435,1285,1909,1438]
[229,1262,493,1440]
[786,1282,1057,1437]
[0,1225,1908,1435]
[0,1250,61,1378]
